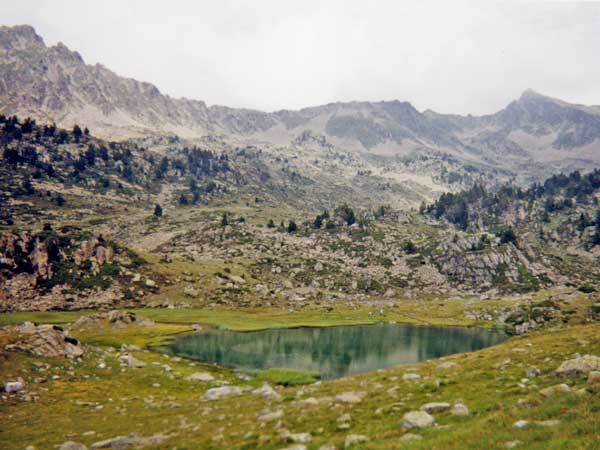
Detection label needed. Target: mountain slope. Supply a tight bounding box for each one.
[4,24,600,215]
[2,25,600,172]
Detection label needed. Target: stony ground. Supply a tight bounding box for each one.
[0,306,599,450]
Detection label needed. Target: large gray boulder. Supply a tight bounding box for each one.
[555,355,600,376]
[400,411,435,429]
[203,385,245,400]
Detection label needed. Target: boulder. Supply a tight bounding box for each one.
[513,420,529,429]
[90,433,167,449]
[4,381,24,393]
[258,409,284,422]
[344,434,369,448]
[588,371,600,384]
[437,361,457,370]
[253,383,282,401]
[334,391,365,404]
[281,432,312,444]
[186,372,215,382]
[420,402,450,413]
[337,413,352,430]
[400,411,435,429]
[450,402,469,416]
[402,373,421,381]
[555,355,600,376]
[203,385,245,400]
[6,325,83,359]
[119,354,145,368]
[539,384,571,397]
[59,442,88,450]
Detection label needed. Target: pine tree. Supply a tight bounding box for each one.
[154,204,163,218]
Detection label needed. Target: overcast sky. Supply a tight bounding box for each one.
[2,1,600,114]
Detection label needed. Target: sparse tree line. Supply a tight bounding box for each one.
[1,116,238,209]
[423,168,600,248]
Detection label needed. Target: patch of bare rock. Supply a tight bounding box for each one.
[4,322,83,358]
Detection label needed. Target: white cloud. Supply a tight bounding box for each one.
[1,0,600,114]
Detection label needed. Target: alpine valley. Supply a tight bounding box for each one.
[0,24,599,450]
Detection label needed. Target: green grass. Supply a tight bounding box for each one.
[255,368,321,386]
[1,318,599,449]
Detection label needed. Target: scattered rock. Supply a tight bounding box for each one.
[539,384,571,397]
[513,420,529,429]
[588,371,600,384]
[183,286,199,298]
[420,402,450,413]
[450,402,469,416]
[258,409,284,422]
[6,324,84,359]
[334,391,365,404]
[278,446,307,450]
[59,442,88,450]
[344,434,369,448]
[90,433,167,449]
[298,397,319,406]
[555,354,600,376]
[526,367,540,379]
[402,373,421,381]
[281,431,312,444]
[203,386,246,400]
[186,372,215,382]
[253,383,282,401]
[505,440,522,448]
[400,411,435,429]
[337,413,352,430]
[437,361,457,370]
[119,353,145,368]
[4,381,24,393]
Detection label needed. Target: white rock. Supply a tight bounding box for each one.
[513,420,529,429]
[402,373,421,381]
[186,372,215,382]
[450,402,469,416]
[401,411,435,429]
[437,361,457,369]
[253,383,282,401]
[420,402,450,413]
[344,434,369,448]
[4,381,24,393]
[335,391,365,404]
[203,386,245,400]
[258,409,284,422]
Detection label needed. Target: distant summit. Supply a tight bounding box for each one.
[1,24,600,177]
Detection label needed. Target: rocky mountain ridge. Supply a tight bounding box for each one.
[2,25,600,187]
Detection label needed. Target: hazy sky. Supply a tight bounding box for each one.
[2,1,600,114]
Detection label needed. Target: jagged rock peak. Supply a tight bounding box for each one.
[0,24,45,50]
